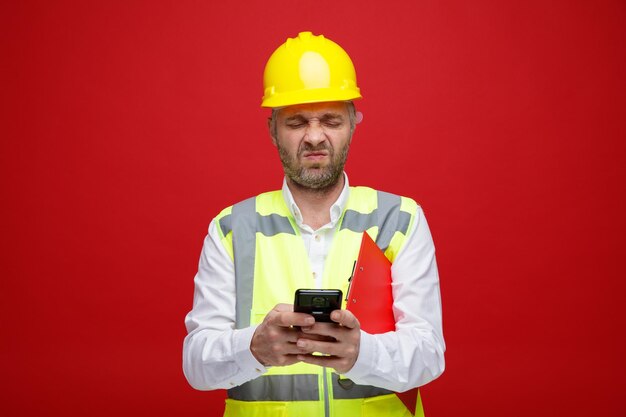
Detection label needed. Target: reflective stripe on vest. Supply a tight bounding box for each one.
[227,374,394,401]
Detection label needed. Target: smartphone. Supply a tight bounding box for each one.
[294,289,343,322]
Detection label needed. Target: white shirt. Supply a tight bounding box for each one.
[183,174,445,392]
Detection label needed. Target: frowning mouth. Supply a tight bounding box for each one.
[302,151,329,160]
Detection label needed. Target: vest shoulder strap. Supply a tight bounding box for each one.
[215,187,419,258]
[342,186,417,254]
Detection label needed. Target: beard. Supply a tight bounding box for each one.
[277,140,350,190]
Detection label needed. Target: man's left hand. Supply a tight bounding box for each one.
[295,309,360,374]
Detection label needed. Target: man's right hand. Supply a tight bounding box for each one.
[250,303,316,367]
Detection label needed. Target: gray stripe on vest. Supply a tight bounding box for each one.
[218,214,232,237]
[222,213,294,238]
[331,374,395,400]
[258,213,296,236]
[232,197,257,328]
[323,369,330,417]
[341,210,378,233]
[227,374,392,402]
[375,191,402,252]
[340,191,410,252]
[227,374,319,401]
[397,211,411,235]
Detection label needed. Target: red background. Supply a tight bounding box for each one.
[2,1,625,416]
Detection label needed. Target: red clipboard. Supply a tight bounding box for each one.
[346,232,420,416]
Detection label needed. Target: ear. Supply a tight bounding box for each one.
[349,123,357,143]
[268,117,278,146]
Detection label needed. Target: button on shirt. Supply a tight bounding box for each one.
[183,174,445,392]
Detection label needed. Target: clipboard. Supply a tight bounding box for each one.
[346,232,394,334]
[346,231,420,416]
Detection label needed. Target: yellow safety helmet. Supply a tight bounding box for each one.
[261,32,362,108]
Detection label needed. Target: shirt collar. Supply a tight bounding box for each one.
[282,172,350,228]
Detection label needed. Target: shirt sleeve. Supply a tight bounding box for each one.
[343,207,446,392]
[182,220,267,390]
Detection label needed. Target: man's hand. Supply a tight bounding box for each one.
[295,309,361,374]
[250,304,315,367]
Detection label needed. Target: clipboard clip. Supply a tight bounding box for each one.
[345,260,357,302]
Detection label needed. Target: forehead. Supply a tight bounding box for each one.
[278,101,349,119]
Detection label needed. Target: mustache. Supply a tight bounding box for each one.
[298,143,332,155]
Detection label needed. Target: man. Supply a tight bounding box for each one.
[183,31,445,417]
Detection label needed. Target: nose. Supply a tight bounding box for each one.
[304,121,326,145]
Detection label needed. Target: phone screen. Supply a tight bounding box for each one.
[294,289,342,322]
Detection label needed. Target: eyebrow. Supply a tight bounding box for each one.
[284,113,345,122]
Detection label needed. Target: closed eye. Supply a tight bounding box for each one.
[320,114,345,128]
[323,121,342,128]
[285,116,308,129]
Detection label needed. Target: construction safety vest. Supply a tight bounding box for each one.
[214,186,424,417]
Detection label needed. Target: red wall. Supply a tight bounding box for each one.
[2,1,625,416]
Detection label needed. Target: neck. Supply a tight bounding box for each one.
[286,175,345,230]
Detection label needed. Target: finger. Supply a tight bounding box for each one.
[268,311,316,328]
[282,342,312,355]
[296,338,342,356]
[330,309,360,329]
[267,304,316,327]
[300,322,341,338]
[297,353,338,366]
[296,354,353,373]
[273,354,304,367]
[297,333,337,342]
[272,303,294,313]
[281,328,306,344]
